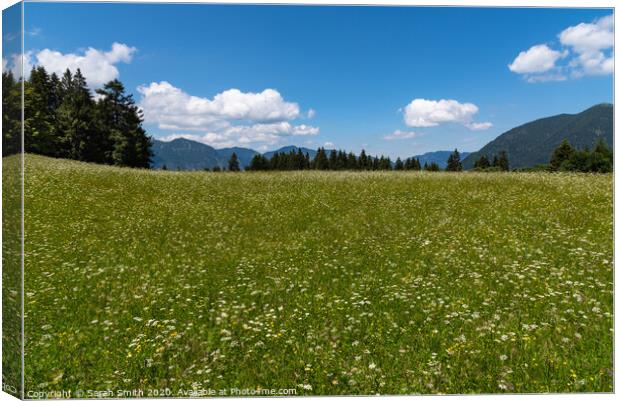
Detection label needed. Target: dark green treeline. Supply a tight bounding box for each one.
[2,66,152,167]
[246,148,428,171]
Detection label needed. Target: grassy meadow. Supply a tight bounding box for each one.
[21,154,613,395]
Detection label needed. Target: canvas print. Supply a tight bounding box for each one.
[1,1,614,398]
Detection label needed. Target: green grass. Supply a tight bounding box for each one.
[21,154,612,395]
[2,155,23,398]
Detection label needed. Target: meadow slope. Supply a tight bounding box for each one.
[22,154,613,394]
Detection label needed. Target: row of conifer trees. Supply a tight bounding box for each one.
[245,148,444,171]
[2,67,152,167]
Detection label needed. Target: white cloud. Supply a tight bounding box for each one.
[138,81,301,129]
[559,15,613,54]
[6,51,34,78]
[142,81,319,148]
[324,141,335,147]
[510,14,613,82]
[402,98,492,130]
[560,15,614,77]
[11,42,136,86]
[524,73,568,83]
[508,44,565,74]
[307,108,316,118]
[159,121,318,148]
[383,129,419,140]
[465,121,493,131]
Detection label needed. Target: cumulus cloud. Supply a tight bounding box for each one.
[141,81,319,148]
[35,42,136,87]
[159,121,318,148]
[4,52,34,78]
[509,14,613,82]
[402,98,492,130]
[383,129,419,140]
[3,43,136,86]
[559,15,613,54]
[508,44,566,74]
[138,82,301,129]
[560,15,614,77]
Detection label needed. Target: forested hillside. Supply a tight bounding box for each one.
[462,104,613,169]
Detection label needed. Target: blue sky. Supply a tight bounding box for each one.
[7,3,615,157]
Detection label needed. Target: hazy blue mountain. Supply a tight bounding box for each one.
[152,139,257,170]
[462,103,613,170]
[216,147,259,169]
[263,146,318,160]
[151,138,220,170]
[411,151,471,170]
[152,141,321,170]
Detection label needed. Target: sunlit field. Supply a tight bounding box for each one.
[22,154,612,395]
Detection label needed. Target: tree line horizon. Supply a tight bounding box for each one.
[2,67,612,173]
[211,148,505,172]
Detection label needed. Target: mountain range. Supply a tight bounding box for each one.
[462,103,613,169]
[151,139,256,170]
[151,140,323,170]
[151,103,612,171]
[410,151,471,169]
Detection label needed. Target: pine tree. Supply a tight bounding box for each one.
[550,139,575,171]
[96,78,151,167]
[359,149,369,170]
[328,149,338,170]
[372,156,379,171]
[49,73,63,111]
[445,149,463,172]
[587,139,613,173]
[424,162,440,171]
[395,157,404,170]
[56,69,96,161]
[497,150,509,171]
[228,152,241,171]
[249,154,265,171]
[491,155,499,168]
[474,154,491,170]
[304,152,312,170]
[337,150,347,170]
[378,156,392,170]
[413,158,421,171]
[2,71,21,156]
[314,147,329,170]
[24,66,59,156]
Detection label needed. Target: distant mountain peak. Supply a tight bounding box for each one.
[462,103,613,170]
[409,150,471,170]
